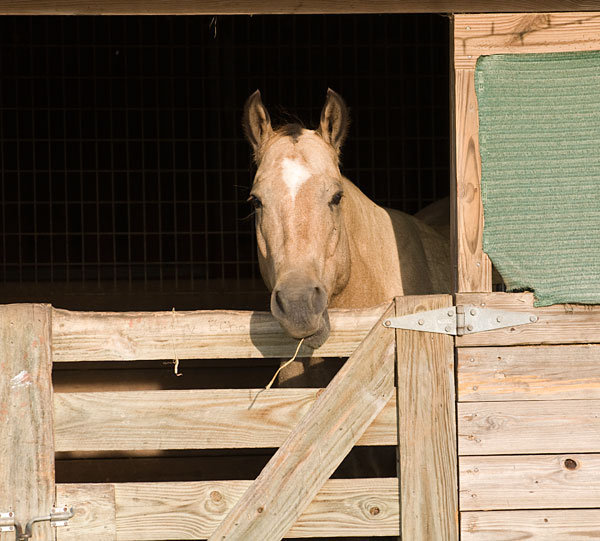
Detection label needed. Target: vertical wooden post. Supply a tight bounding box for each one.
[453,56,492,293]
[0,304,54,541]
[395,295,458,540]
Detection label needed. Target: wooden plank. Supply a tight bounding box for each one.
[456,292,600,346]
[55,478,398,540]
[459,399,600,455]
[51,304,386,361]
[454,67,492,293]
[458,345,600,401]
[460,454,600,510]
[461,509,600,540]
[1,1,600,15]
[0,304,54,541]
[455,12,600,69]
[56,484,116,541]
[208,304,396,540]
[53,388,397,451]
[396,295,458,541]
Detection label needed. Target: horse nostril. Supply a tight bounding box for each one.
[312,286,327,313]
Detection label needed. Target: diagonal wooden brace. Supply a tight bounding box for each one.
[208,303,396,541]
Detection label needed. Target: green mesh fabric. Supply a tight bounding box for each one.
[475,51,600,306]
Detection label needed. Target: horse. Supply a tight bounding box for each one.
[243,88,451,386]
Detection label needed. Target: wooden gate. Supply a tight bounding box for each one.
[0,296,457,540]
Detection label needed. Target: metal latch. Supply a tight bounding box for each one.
[383,305,537,336]
[1,507,74,540]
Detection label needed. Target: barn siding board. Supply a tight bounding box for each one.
[461,510,600,540]
[459,399,600,455]
[458,345,600,401]
[460,454,600,511]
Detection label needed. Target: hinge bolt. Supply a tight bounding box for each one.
[530,315,538,322]
[447,310,454,317]
[496,315,502,322]
[467,324,474,331]
[470,308,477,316]
[418,319,424,325]
[384,320,391,327]
[445,325,452,333]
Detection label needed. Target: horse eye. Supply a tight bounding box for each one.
[329,191,343,206]
[248,194,262,210]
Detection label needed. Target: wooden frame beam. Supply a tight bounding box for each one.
[1,1,600,15]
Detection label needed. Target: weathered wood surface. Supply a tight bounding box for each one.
[52,304,386,361]
[453,68,492,293]
[458,345,600,401]
[460,454,600,510]
[456,292,600,346]
[396,295,458,541]
[55,478,399,540]
[1,1,600,14]
[461,509,600,540]
[459,399,600,455]
[56,484,116,540]
[208,304,396,540]
[0,304,54,541]
[54,388,396,451]
[455,12,600,69]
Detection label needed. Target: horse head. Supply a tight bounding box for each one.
[243,89,351,348]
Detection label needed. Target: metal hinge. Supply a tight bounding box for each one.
[0,507,74,540]
[383,305,538,336]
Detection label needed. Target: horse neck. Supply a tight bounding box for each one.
[332,177,403,308]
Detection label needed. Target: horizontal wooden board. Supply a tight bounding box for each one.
[459,400,600,455]
[56,478,399,540]
[55,484,116,540]
[458,345,600,401]
[461,509,600,540]
[2,1,600,15]
[460,454,600,510]
[455,12,600,69]
[455,293,600,347]
[54,388,396,451]
[52,304,387,361]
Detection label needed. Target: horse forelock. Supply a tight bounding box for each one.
[277,123,304,143]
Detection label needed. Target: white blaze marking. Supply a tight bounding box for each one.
[281,158,311,201]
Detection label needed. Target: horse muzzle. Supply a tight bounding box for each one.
[270,274,330,348]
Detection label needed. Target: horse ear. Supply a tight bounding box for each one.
[243,90,273,156]
[317,89,349,152]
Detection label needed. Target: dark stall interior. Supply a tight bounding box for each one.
[0,14,450,311]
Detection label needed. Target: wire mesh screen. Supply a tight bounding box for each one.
[0,15,449,303]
